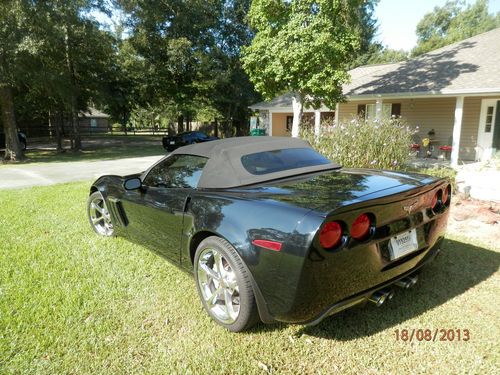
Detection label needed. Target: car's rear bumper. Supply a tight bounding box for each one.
[303,237,443,326]
[253,200,449,325]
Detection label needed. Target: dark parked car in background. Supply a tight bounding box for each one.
[162,131,217,151]
[0,129,27,150]
[87,137,450,332]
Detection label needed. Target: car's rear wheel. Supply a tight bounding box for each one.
[87,191,114,236]
[194,236,259,332]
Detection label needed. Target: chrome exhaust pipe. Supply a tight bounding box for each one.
[395,275,418,289]
[368,289,394,307]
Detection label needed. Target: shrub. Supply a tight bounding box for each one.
[111,123,123,132]
[301,116,416,170]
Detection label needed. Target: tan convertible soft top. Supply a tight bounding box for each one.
[170,136,341,189]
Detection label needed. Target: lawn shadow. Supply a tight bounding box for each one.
[297,238,499,341]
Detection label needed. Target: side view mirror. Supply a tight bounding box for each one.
[123,177,142,191]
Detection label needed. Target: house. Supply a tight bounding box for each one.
[18,107,111,137]
[75,107,110,133]
[249,28,500,166]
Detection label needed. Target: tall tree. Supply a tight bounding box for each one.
[117,0,259,136]
[47,0,115,150]
[1,0,116,157]
[242,0,363,137]
[118,0,220,132]
[412,0,500,56]
[0,0,38,161]
[207,0,260,136]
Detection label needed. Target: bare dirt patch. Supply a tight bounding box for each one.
[448,197,500,248]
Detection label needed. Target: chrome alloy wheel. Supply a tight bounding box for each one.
[89,194,114,236]
[197,248,240,324]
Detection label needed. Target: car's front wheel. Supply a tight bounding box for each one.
[194,236,260,332]
[87,191,114,236]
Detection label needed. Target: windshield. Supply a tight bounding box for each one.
[241,148,331,175]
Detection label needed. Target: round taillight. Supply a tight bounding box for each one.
[431,191,440,210]
[319,221,342,249]
[442,185,450,204]
[350,213,371,240]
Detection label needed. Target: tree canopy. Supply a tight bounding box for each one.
[412,0,500,56]
[0,0,262,160]
[242,0,365,137]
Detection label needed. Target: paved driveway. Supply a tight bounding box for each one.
[0,155,164,189]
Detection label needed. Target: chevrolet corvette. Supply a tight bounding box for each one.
[87,137,450,332]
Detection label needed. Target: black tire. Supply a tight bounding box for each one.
[87,191,114,237]
[194,236,260,332]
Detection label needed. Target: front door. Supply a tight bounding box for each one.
[120,154,208,263]
[121,186,189,263]
[476,99,500,161]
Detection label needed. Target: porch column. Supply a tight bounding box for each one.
[451,96,464,167]
[268,111,273,136]
[334,103,340,125]
[314,110,321,138]
[375,98,383,120]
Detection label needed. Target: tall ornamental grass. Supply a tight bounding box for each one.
[301,116,417,170]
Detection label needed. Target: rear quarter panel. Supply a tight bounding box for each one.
[183,190,321,317]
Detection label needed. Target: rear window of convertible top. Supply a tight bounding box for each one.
[241,147,331,175]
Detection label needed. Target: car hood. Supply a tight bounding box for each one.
[221,168,440,214]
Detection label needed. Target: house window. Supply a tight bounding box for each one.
[485,106,494,132]
[358,103,401,120]
[90,119,97,128]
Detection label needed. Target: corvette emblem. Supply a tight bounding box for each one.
[403,201,418,214]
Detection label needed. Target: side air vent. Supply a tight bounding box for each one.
[108,198,129,226]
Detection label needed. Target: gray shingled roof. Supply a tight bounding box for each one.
[345,27,500,96]
[250,27,500,109]
[79,107,110,118]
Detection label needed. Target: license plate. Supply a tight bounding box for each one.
[389,229,419,260]
[169,141,175,145]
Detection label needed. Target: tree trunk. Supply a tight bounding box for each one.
[55,111,63,152]
[122,111,128,135]
[177,115,184,133]
[0,84,24,161]
[214,118,218,138]
[64,23,81,151]
[291,93,303,138]
[70,97,80,150]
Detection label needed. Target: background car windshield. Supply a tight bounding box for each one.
[241,148,331,175]
[195,132,208,139]
[144,155,208,188]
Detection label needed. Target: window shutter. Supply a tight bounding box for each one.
[357,104,366,116]
[492,101,500,149]
[391,103,401,117]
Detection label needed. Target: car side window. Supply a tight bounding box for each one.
[143,155,208,188]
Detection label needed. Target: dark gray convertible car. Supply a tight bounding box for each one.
[87,137,450,332]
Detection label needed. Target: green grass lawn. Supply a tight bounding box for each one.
[1,135,166,165]
[1,182,499,374]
